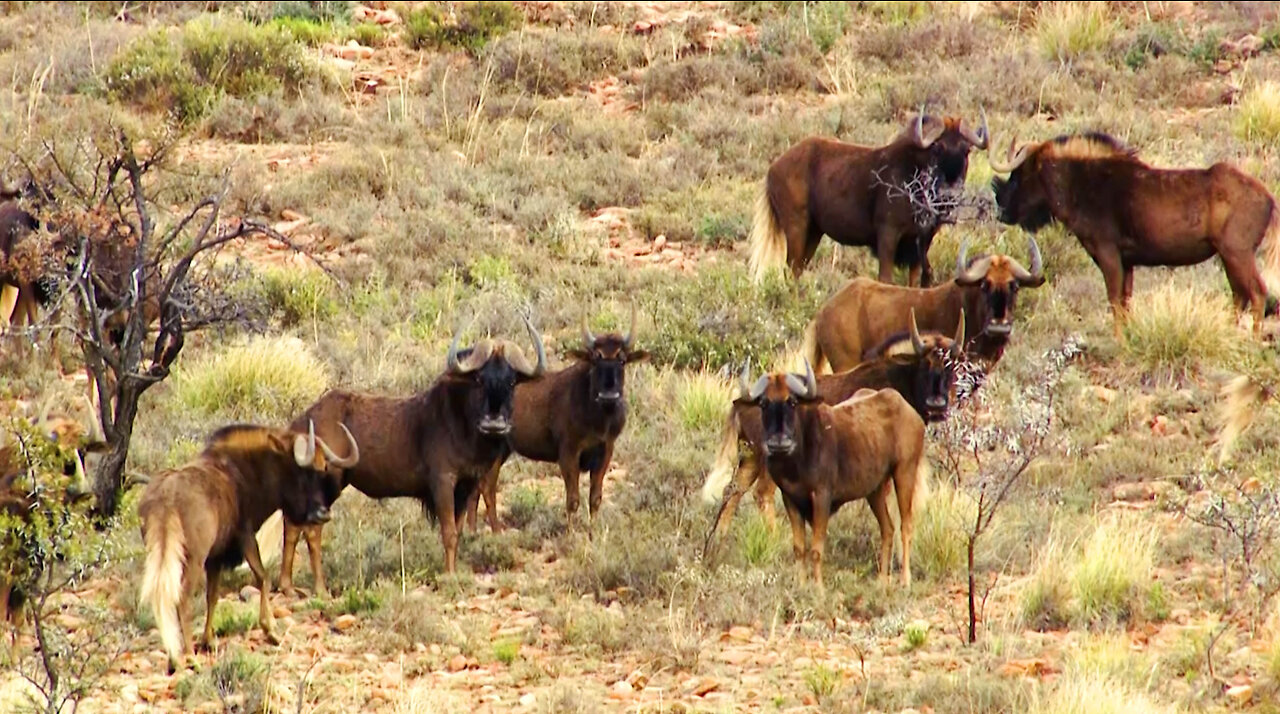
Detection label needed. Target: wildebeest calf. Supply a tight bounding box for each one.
[137,421,358,674]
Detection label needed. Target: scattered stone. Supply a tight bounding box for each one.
[519,693,537,707]
[626,669,648,689]
[448,654,468,673]
[273,605,291,619]
[692,678,720,696]
[239,585,260,602]
[608,680,634,700]
[1226,684,1252,705]
[728,625,753,641]
[333,614,358,632]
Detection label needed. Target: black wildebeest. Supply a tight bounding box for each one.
[804,237,1045,376]
[137,421,359,674]
[465,307,649,534]
[277,316,548,594]
[989,132,1280,337]
[0,182,49,333]
[702,309,962,557]
[748,108,990,287]
[739,360,928,588]
[2,395,109,631]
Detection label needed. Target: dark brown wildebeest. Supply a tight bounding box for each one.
[464,308,650,534]
[277,317,548,595]
[702,309,962,557]
[747,108,990,287]
[1,395,110,632]
[989,132,1280,337]
[804,237,1045,376]
[137,420,359,674]
[0,187,47,333]
[736,360,928,588]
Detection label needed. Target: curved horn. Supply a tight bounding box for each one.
[955,242,993,286]
[784,359,819,400]
[951,308,966,359]
[909,308,926,356]
[316,423,360,468]
[748,375,770,402]
[987,135,1032,174]
[524,313,547,377]
[955,240,969,278]
[959,106,989,150]
[293,419,317,467]
[581,315,596,351]
[1006,236,1046,286]
[446,326,464,374]
[738,363,752,401]
[623,302,637,350]
[82,395,106,444]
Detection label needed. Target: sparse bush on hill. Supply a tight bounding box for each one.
[171,334,330,422]
[404,1,521,53]
[105,14,318,122]
[1035,2,1118,64]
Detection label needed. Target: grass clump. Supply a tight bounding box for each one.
[903,620,929,651]
[212,602,256,637]
[1070,514,1156,627]
[737,512,786,568]
[912,482,974,582]
[1120,281,1246,378]
[269,16,335,46]
[403,1,521,53]
[1021,541,1071,631]
[209,648,270,712]
[105,15,317,122]
[256,267,339,327]
[1030,671,1173,714]
[675,370,730,434]
[1234,81,1280,148]
[171,334,330,421]
[1034,2,1116,64]
[803,663,842,702]
[492,637,520,665]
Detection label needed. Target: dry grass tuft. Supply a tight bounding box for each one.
[1120,281,1248,377]
[171,334,330,422]
[912,481,975,582]
[1030,671,1175,714]
[1234,80,1280,148]
[1035,2,1117,63]
[1070,513,1156,626]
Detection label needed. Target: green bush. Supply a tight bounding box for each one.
[256,267,339,327]
[404,1,521,53]
[105,15,316,122]
[269,16,336,46]
[170,334,331,421]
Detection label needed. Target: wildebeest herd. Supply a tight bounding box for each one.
[3,109,1280,676]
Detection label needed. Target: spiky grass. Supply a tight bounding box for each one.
[1070,513,1156,627]
[1030,671,1175,714]
[1235,80,1280,148]
[171,334,331,421]
[1035,2,1117,63]
[1120,281,1248,378]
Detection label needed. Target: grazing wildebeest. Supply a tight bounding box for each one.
[702,309,962,557]
[804,237,1045,375]
[737,360,928,588]
[137,421,358,674]
[277,316,548,595]
[465,307,650,534]
[747,108,990,287]
[989,132,1280,337]
[1,396,110,632]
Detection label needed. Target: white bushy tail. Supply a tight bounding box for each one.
[799,319,830,375]
[701,409,742,505]
[254,511,284,569]
[1214,374,1268,465]
[139,511,186,671]
[747,187,787,284]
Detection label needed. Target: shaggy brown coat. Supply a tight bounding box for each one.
[747,111,990,286]
[278,319,547,594]
[465,314,649,533]
[990,132,1280,335]
[804,238,1045,375]
[702,312,961,557]
[137,422,357,674]
[742,364,927,587]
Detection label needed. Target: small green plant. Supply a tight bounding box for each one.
[1071,514,1155,627]
[903,620,929,651]
[269,16,336,46]
[493,637,520,665]
[1146,581,1170,622]
[347,22,387,48]
[257,267,339,327]
[213,603,257,637]
[339,587,384,616]
[1035,2,1117,63]
[803,663,841,702]
[738,512,785,567]
[209,648,269,712]
[403,1,521,53]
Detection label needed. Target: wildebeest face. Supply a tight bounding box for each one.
[907,112,990,187]
[570,309,650,405]
[280,421,360,525]
[741,361,820,457]
[903,308,965,422]
[445,316,548,437]
[992,168,1052,232]
[954,238,1046,338]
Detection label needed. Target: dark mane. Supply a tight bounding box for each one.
[863,329,950,361]
[1043,132,1138,161]
[204,424,277,451]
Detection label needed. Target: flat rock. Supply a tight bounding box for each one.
[333,614,358,632]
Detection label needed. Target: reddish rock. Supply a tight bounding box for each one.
[448,654,468,673]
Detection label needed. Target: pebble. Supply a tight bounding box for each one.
[448,654,468,672]
[333,614,358,632]
[240,585,259,602]
[519,693,537,707]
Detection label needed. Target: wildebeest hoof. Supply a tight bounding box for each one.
[196,637,216,654]
[264,630,281,646]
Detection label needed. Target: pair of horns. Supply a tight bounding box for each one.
[292,419,360,469]
[908,307,966,359]
[582,304,638,350]
[955,236,1044,286]
[987,134,1036,173]
[447,313,548,378]
[738,359,819,402]
[910,103,989,150]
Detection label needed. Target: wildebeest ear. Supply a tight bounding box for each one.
[626,349,650,363]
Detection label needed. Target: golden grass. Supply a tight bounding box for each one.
[171,334,331,422]
[912,481,975,582]
[1030,671,1175,714]
[675,369,734,434]
[1234,80,1280,148]
[1120,281,1248,376]
[1035,2,1117,63]
[1070,513,1156,626]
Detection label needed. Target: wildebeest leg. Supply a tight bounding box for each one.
[780,207,816,280]
[178,565,199,669]
[1090,244,1128,340]
[876,226,901,284]
[558,449,584,532]
[810,491,830,591]
[303,525,328,598]
[782,496,808,582]
[430,475,461,574]
[1219,246,1267,334]
[279,520,302,596]
[199,564,221,653]
[587,441,614,526]
[0,579,9,629]
[703,454,760,558]
[751,462,777,532]
[241,532,280,646]
[481,460,504,533]
[893,462,918,589]
[0,283,17,332]
[1122,263,1135,307]
[868,482,895,584]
